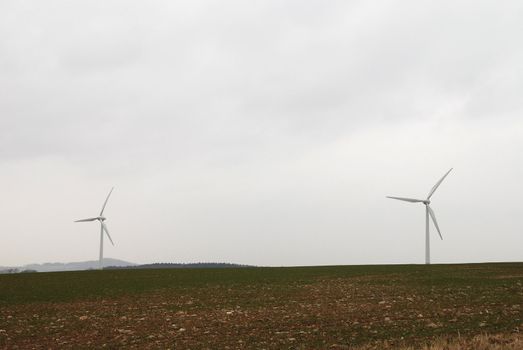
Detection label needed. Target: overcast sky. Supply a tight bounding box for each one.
[1,1,522,267]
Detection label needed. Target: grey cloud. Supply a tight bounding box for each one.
[1,1,522,266]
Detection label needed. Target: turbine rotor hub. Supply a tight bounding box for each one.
[98,216,106,221]
[423,200,431,205]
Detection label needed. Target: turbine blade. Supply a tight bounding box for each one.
[102,222,115,246]
[100,187,114,216]
[427,206,443,240]
[386,196,425,203]
[427,168,453,199]
[74,217,98,222]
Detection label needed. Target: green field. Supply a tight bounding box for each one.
[1,263,522,349]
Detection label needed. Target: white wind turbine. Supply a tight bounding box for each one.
[75,187,115,270]
[387,169,452,264]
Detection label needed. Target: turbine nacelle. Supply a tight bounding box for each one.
[423,200,431,205]
[97,216,107,221]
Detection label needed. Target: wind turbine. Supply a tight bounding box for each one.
[387,169,452,264]
[75,187,115,270]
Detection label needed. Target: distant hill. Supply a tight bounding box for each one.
[106,262,254,270]
[0,260,254,273]
[0,258,136,273]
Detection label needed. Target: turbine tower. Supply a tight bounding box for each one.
[75,187,115,270]
[387,169,452,264]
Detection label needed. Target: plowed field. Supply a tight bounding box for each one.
[1,263,522,349]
